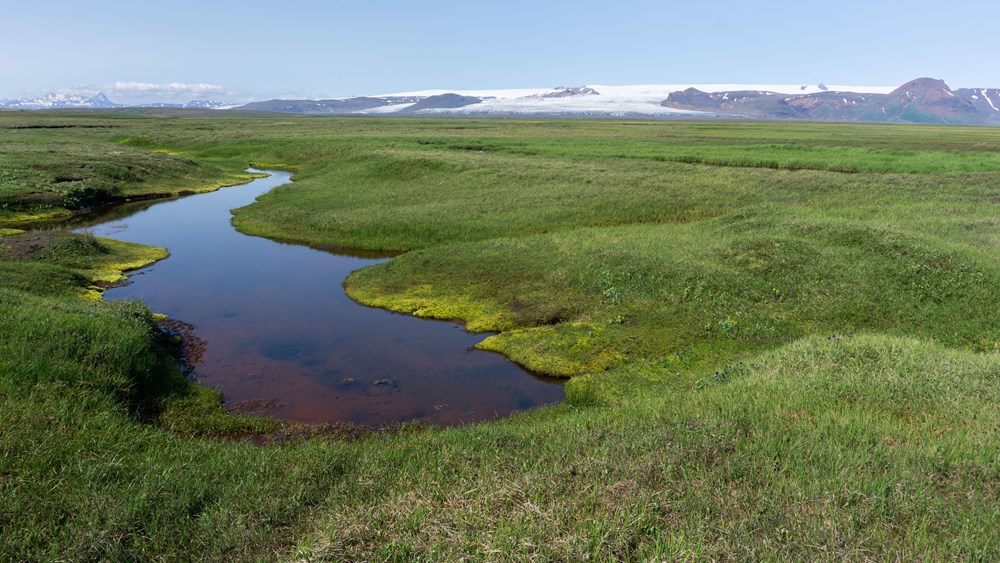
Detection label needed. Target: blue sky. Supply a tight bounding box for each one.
[4,0,999,103]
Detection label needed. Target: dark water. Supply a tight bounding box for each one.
[79,170,563,426]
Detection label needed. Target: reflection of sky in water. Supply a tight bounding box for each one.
[79,170,563,426]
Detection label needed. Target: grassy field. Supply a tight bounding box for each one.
[0,114,257,224]
[1,113,997,560]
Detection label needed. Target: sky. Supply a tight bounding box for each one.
[3,0,999,104]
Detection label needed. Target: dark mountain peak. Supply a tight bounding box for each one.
[661,87,801,119]
[400,93,481,113]
[89,92,110,102]
[541,86,600,98]
[889,77,952,99]
[862,77,980,123]
[662,88,715,110]
[86,93,119,107]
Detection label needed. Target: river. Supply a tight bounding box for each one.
[78,170,563,426]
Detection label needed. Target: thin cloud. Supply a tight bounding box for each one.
[110,82,225,97]
[59,82,230,102]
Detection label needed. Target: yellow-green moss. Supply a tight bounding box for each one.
[347,275,629,378]
[478,322,628,378]
[345,282,516,333]
[0,171,261,229]
[0,228,24,237]
[79,238,169,301]
[166,171,267,197]
[85,238,169,285]
[0,210,73,226]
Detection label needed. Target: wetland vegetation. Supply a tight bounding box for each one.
[1,113,997,560]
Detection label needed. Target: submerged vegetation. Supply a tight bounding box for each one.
[1,113,997,560]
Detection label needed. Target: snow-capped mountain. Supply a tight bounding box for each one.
[0,93,238,110]
[0,92,122,109]
[232,83,901,119]
[5,79,998,124]
[230,79,1000,124]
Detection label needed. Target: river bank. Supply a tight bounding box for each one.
[17,169,563,426]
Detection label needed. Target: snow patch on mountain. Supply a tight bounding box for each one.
[182,100,238,110]
[984,89,998,111]
[358,102,421,114]
[0,92,241,110]
[0,92,122,109]
[366,84,895,117]
[378,84,894,101]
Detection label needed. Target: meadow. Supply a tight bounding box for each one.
[1,112,997,560]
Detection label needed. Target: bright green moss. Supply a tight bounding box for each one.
[346,282,516,332]
[478,323,628,378]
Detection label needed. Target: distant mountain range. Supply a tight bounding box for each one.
[661,78,1000,124]
[0,93,234,110]
[226,78,1000,124]
[0,92,121,110]
[4,78,998,124]
[233,96,423,114]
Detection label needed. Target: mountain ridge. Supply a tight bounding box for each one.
[660,78,1000,124]
[227,78,998,123]
[4,78,998,124]
[0,93,236,110]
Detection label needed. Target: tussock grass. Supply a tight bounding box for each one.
[294,335,997,560]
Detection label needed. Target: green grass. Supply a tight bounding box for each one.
[294,335,998,560]
[349,207,999,377]
[0,115,259,225]
[0,113,997,560]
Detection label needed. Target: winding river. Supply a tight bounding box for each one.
[78,170,563,426]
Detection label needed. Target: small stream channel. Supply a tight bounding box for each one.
[75,170,563,426]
